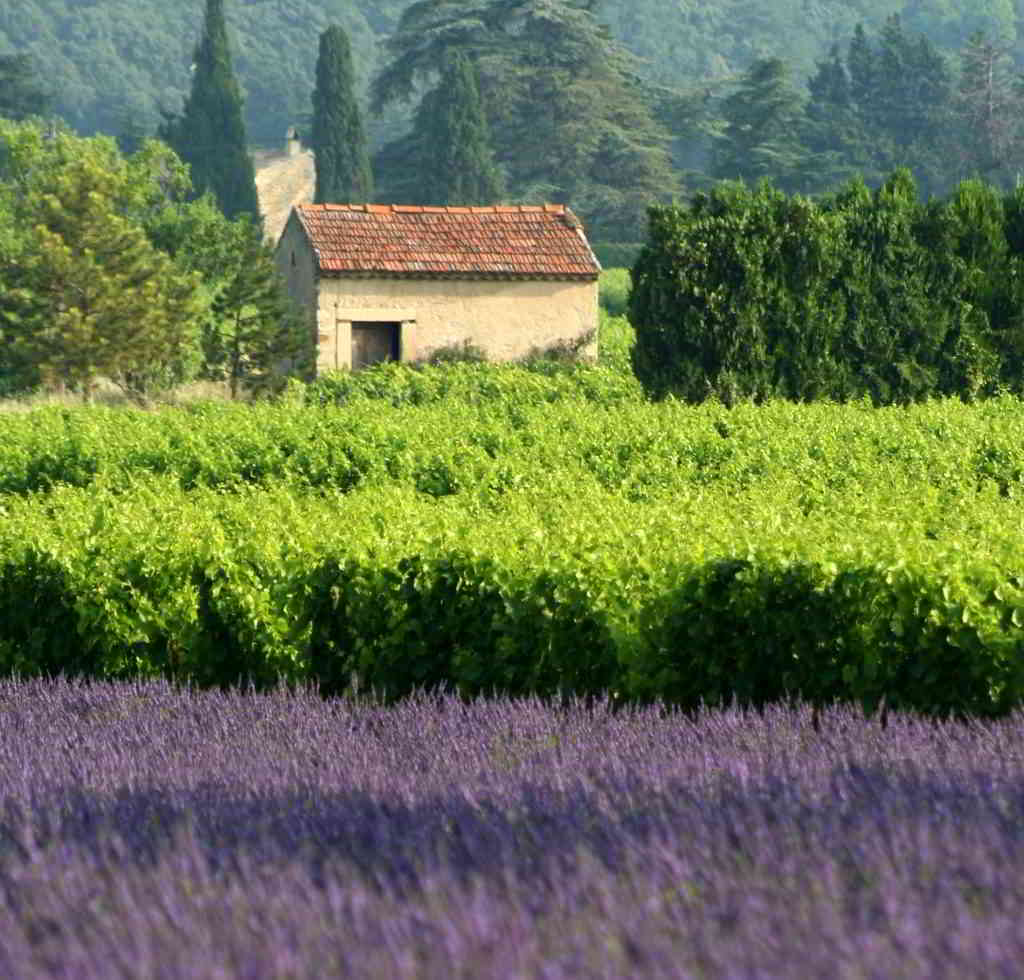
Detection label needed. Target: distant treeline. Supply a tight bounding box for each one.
[4,1,1024,241]
[631,171,1024,405]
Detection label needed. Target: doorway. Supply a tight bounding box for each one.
[351,322,400,370]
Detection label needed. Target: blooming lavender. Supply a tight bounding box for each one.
[1,677,1023,978]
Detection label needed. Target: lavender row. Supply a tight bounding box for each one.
[2,678,1024,978]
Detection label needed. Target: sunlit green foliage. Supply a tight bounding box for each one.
[0,119,305,400]
[2,381,1024,718]
[0,122,205,400]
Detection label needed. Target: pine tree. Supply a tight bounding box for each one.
[804,44,873,190]
[0,132,204,401]
[955,32,1023,183]
[200,217,309,397]
[712,58,807,192]
[311,25,373,205]
[417,51,503,206]
[862,16,955,194]
[159,0,260,223]
[847,24,876,112]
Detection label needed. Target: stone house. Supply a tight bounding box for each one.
[274,203,601,373]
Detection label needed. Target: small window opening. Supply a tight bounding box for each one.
[291,251,296,267]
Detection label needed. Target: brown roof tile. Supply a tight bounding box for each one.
[290,203,601,279]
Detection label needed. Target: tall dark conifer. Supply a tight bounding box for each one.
[712,58,807,192]
[311,25,373,204]
[159,0,260,222]
[847,24,876,110]
[417,51,503,206]
[803,44,873,190]
[372,1,676,238]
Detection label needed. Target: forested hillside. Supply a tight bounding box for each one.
[0,0,401,144]
[4,0,1024,240]
[3,0,1017,143]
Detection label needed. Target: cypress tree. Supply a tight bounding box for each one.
[312,25,373,204]
[159,0,260,222]
[417,51,503,206]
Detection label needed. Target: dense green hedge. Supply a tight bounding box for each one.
[631,172,1024,404]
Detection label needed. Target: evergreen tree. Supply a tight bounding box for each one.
[200,217,310,397]
[955,33,1023,183]
[0,128,203,401]
[416,51,503,206]
[311,25,373,205]
[372,0,677,240]
[0,55,50,122]
[712,58,808,192]
[158,0,260,223]
[115,108,148,158]
[846,23,876,109]
[803,44,873,190]
[863,16,955,195]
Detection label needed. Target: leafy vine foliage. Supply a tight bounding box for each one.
[2,378,1024,719]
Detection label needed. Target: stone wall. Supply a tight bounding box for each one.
[275,213,600,374]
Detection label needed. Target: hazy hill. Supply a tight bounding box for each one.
[3,0,1018,149]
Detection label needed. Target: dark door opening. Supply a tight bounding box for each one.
[351,322,400,370]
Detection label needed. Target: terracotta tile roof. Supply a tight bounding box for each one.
[290,203,601,280]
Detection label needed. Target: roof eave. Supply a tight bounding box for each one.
[314,269,600,282]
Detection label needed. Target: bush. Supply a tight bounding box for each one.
[598,269,631,317]
[629,172,1015,404]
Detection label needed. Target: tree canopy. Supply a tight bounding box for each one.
[5,1,1024,241]
[312,24,373,204]
[0,119,304,399]
[0,54,50,122]
[0,122,204,399]
[158,0,261,222]
[372,0,677,240]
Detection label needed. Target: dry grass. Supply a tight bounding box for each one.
[0,380,244,413]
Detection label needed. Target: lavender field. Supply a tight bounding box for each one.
[2,677,1024,978]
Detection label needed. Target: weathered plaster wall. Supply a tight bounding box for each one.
[312,276,599,373]
[274,214,319,360]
